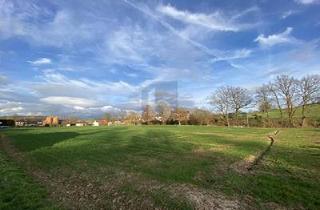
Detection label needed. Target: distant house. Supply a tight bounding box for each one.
[113,120,123,125]
[92,120,99,126]
[43,116,59,126]
[99,119,108,126]
[75,121,87,126]
[0,119,15,127]
[15,121,25,127]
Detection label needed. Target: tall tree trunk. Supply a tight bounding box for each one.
[246,113,249,127]
[235,109,239,126]
[287,100,294,127]
[301,103,307,127]
[276,97,283,119]
[301,104,306,118]
[272,91,283,119]
[226,112,230,127]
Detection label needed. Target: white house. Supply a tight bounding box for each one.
[92,120,99,126]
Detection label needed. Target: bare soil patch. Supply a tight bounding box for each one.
[168,184,240,210]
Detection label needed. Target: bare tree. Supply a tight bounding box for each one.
[170,108,190,125]
[189,109,212,125]
[274,74,299,126]
[209,86,231,127]
[268,82,283,119]
[256,84,272,118]
[156,101,171,124]
[297,75,320,121]
[142,105,155,124]
[228,86,252,122]
[124,111,141,125]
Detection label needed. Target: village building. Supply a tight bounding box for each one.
[75,121,87,126]
[0,119,15,127]
[99,119,108,126]
[92,120,99,126]
[43,116,59,126]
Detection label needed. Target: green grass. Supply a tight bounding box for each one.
[249,103,320,119]
[1,126,320,209]
[0,151,56,210]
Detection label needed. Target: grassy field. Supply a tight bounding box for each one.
[1,126,319,209]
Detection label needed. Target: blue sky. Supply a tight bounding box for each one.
[0,0,319,117]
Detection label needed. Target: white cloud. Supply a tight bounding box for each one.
[28,58,52,65]
[157,4,243,32]
[281,10,298,19]
[30,71,138,108]
[0,74,7,85]
[40,96,96,107]
[210,49,252,63]
[295,0,320,4]
[100,105,120,112]
[0,1,106,47]
[0,100,23,115]
[254,27,296,47]
[102,25,152,64]
[123,0,224,57]
[0,106,23,114]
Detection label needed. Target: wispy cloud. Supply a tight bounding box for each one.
[28,58,52,65]
[122,0,218,58]
[254,27,297,47]
[295,0,320,4]
[281,10,299,19]
[0,1,106,47]
[210,49,252,63]
[157,4,239,32]
[40,96,96,107]
[0,101,23,115]
[0,74,7,85]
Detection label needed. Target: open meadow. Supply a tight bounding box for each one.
[1,126,319,209]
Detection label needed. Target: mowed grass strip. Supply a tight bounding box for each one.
[0,150,56,210]
[1,126,319,209]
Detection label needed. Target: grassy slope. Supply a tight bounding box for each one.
[1,126,320,209]
[249,103,320,119]
[0,150,55,210]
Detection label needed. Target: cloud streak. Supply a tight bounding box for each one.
[254,27,297,47]
[122,0,218,58]
[295,0,320,4]
[157,4,239,32]
[28,58,52,65]
[40,96,96,107]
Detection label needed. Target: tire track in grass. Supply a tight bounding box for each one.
[246,130,278,171]
[230,130,279,174]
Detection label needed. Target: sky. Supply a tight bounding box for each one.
[0,0,320,117]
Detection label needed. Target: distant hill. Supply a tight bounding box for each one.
[249,103,320,119]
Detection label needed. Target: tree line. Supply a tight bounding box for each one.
[108,74,320,127]
[211,74,320,127]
